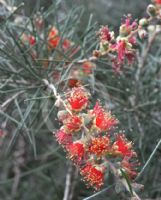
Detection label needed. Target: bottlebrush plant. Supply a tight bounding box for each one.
[54,85,138,191]
[0,0,161,200]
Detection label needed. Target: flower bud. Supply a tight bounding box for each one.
[138,29,148,39]
[119,24,131,37]
[93,50,101,57]
[139,18,149,27]
[100,41,109,52]
[147,4,156,17]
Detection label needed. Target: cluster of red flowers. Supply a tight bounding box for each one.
[94,0,161,72]
[20,26,73,52]
[47,26,73,51]
[94,15,138,72]
[54,86,138,190]
[15,0,161,193]
[52,0,161,192]
[20,0,161,76]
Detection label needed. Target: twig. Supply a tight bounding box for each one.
[0,91,24,111]
[43,79,72,115]
[128,96,145,150]
[76,56,98,64]
[135,138,161,181]
[11,136,25,198]
[139,30,161,70]
[109,162,141,200]
[83,184,115,200]
[68,167,79,200]
[63,163,73,200]
[36,56,98,64]
[136,29,161,82]
[63,164,79,200]
[134,114,145,150]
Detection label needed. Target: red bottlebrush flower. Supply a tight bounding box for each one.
[112,134,136,157]
[67,142,85,163]
[48,36,60,48]
[98,26,113,42]
[124,16,137,30]
[28,35,36,45]
[121,156,139,179]
[117,40,126,63]
[155,0,161,4]
[80,163,104,190]
[125,51,135,64]
[68,78,81,88]
[128,37,136,45]
[55,129,72,146]
[92,102,118,132]
[48,26,60,48]
[67,87,89,111]
[92,101,103,115]
[48,26,58,38]
[88,136,110,157]
[111,58,121,73]
[82,61,96,74]
[63,39,72,50]
[21,33,36,46]
[63,114,82,132]
[111,39,136,69]
[120,15,138,36]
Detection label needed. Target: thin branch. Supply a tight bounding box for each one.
[83,184,115,200]
[135,138,161,181]
[109,162,141,200]
[136,29,161,82]
[62,164,78,200]
[43,79,72,115]
[63,163,73,200]
[0,91,24,111]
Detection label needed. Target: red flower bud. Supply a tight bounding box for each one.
[88,136,110,157]
[67,87,89,111]
[29,35,36,45]
[80,163,104,190]
[121,156,139,179]
[98,26,113,42]
[63,39,72,50]
[55,129,72,146]
[67,142,85,163]
[82,61,96,74]
[48,27,60,48]
[92,101,118,132]
[63,114,82,132]
[21,33,36,46]
[112,134,136,157]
